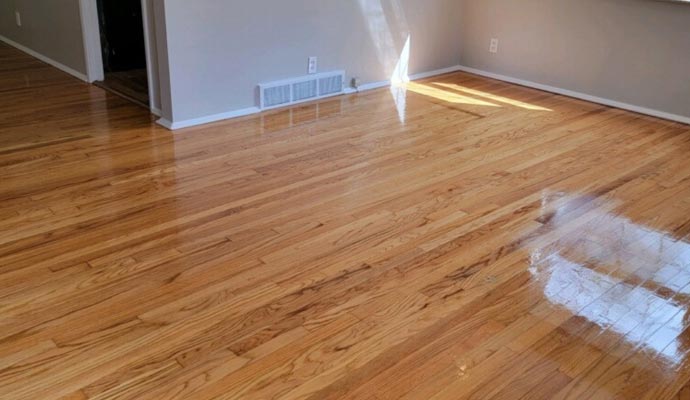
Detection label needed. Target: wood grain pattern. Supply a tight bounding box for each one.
[2,41,690,399]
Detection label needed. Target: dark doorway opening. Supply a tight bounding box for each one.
[95,0,150,107]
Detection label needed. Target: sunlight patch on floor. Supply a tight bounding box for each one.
[401,82,501,107]
[432,82,552,111]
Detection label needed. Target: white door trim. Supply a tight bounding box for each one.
[140,0,160,115]
[79,0,158,115]
[79,0,104,83]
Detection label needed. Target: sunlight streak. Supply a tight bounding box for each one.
[357,0,411,125]
[402,82,501,107]
[390,85,407,124]
[357,0,407,76]
[391,35,411,84]
[432,82,552,111]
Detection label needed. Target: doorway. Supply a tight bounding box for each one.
[93,0,150,107]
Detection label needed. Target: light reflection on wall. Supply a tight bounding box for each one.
[391,35,411,85]
[357,0,409,79]
[357,0,410,125]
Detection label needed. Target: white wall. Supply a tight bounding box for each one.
[460,0,690,120]
[0,0,87,75]
[2,0,688,126]
[158,0,464,123]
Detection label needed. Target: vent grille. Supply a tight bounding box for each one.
[293,80,317,101]
[262,85,291,108]
[259,70,345,110]
[319,75,343,96]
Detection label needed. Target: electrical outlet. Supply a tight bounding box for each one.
[15,11,21,27]
[308,57,317,74]
[489,38,499,54]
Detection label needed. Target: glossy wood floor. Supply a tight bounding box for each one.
[95,68,150,109]
[2,42,690,400]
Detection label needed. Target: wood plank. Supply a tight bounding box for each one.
[1,41,690,399]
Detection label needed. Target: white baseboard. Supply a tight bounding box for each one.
[344,65,464,95]
[456,65,690,126]
[353,79,391,93]
[150,107,162,117]
[159,65,465,130]
[157,107,261,130]
[343,79,390,94]
[156,119,174,130]
[409,65,463,81]
[0,34,88,82]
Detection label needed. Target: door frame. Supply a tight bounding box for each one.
[78,0,103,83]
[79,0,160,115]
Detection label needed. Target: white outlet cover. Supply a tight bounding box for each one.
[489,38,499,53]
[308,57,318,74]
[15,11,21,27]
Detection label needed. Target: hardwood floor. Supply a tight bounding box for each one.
[2,41,690,400]
[95,68,150,109]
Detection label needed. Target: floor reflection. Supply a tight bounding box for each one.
[390,84,407,124]
[534,254,688,359]
[529,198,690,365]
[260,99,343,134]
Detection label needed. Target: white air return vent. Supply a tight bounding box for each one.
[259,70,345,110]
[262,85,291,108]
[319,74,343,96]
[293,80,317,101]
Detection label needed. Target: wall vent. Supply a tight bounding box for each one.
[319,74,343,96]
[259,70,345,110]
[263,85,291,108]
[293,80,317,101]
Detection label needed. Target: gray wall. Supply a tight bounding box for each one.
[0,0,87,74]
[460,0,690,119]
[160,0,464,122]
[2,0,687,124]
